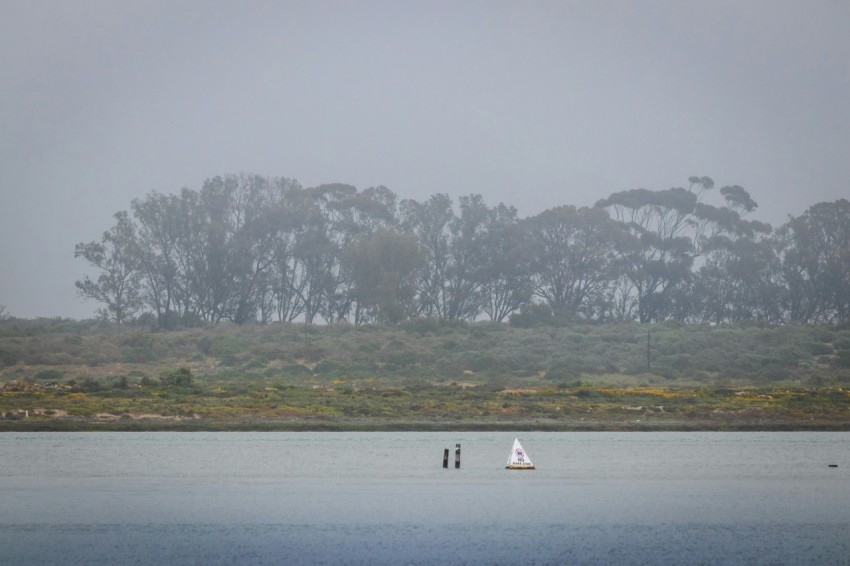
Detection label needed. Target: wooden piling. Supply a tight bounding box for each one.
[443,448,449,468]
[455,443,461,469]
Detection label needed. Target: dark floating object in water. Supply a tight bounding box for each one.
[828,464,838,468]
[442,444,461,469]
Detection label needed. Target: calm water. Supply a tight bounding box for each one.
[1,432,848,565]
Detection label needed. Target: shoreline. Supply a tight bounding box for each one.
[3,418,849,432]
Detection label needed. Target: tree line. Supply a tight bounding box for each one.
[74,173,850,328]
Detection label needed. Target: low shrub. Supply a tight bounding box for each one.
[33,369,64,381]
[809,342,833,356]
[75,378,101,392]
[161,366,193,387]
[0,346,21,367]
[832,350,850,369]
[123,347,157,363]
[545,362,580,381]
[314,360,343,375]
[383,350,418,368]
[281,363,313,377]
[466,352,501,372]
[243,357,269,370]
[402,318,439,335]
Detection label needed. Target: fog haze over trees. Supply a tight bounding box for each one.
[74,174,850,328]
[2,2,849,320]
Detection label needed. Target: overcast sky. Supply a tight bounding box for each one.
[2,0,849,319]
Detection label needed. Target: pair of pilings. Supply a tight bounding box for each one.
[443,444,461,469]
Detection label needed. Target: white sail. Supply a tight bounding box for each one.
[505,438,535,469]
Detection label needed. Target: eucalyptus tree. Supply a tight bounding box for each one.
[443,194,490,320]
[319,185,399,322]
[281,184,378,324]
[222,174,303,324]
[185,177,236,323]
[130,191,185,328]
[774,199,850,324]
[74,210,143,324]
[596,176,765,322]
[681,184,774,323]
[159,188,211,325]
[689,235,782,323]
[130,185,226,325]
[399,194,455,319]
[807,199,850,324]
[595,185,694,322]
[75,175,405,327]
[344,185,399,234]
[284,186,333,324]
[525,206,624,320]
[267,198,307,323]
[129,175,304,327]
[400,194,491,321]
[344,228,424,324]
[478,202,533,322]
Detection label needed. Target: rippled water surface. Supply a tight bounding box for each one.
[1,432,848,565]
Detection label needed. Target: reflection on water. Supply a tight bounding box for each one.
[1,432,848,564]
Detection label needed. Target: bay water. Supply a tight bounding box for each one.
[1,432,848,565]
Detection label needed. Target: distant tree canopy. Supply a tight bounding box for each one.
[74,173,850,328]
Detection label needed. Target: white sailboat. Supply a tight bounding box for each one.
[505,438,535,470]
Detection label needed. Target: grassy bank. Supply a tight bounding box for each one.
[2,318,849,430]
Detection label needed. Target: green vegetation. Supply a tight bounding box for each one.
[1,319,849,430]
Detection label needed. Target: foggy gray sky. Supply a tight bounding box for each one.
[2,0,849,319]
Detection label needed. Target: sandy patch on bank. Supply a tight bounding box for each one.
[32,408,69,417]
[28,408,199,421]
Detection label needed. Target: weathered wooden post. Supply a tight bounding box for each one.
[443,448,449,468]
[455,443,461,469]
